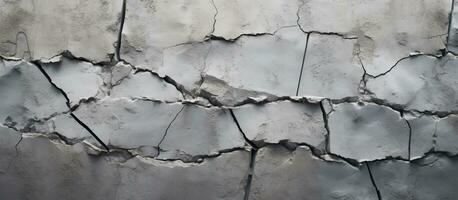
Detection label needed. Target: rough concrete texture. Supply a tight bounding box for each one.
[1,0,458,199]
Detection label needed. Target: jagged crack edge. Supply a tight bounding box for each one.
[366,162,382,200]
[115,0,127,61]
[32,60,109,151]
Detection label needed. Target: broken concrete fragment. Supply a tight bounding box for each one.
[73,98,183,149]
[328,103,410,161]
[121,0,216,69]
[0,135,250,200]
[297,34,363,98]
[298,0,451,76]
[110,63,183,101]
[449,0,458,53]
[0,58,68,129]
[205,26,306,97]
[407,115,436,159]
[40,56,105,105]
[212,0,301,39]
[0,125,21,173]
[158,105,245,160]
[367,54,458,112]
[0,0,122,62]
[161,26,307,101]
[232,101,326,149]
[435,114,458,155]
[370,154,458,200]
[250,146,378,200]
[199,75,276,106]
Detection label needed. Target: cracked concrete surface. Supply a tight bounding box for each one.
[1,0,458,199]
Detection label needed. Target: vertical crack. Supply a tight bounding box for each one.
[319,100,331,153]
[447,0,456,47]
[366,162,382,200]
[229,109,258,200]
[156,105,185,156]
[116,0,127,61]
[405,119,412,160]
[295,33,310,96]
[208,0,219,37]
[33,61,109,151]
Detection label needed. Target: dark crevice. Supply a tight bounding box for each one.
[366,162,382,200]
[229,109,258,149]
[32,60,109,151]
[447,0,456,47]
[406,119,413,160]
[115,0,127,61]
[228,109,257,200]
[70,113,109,151]
[295,33,310,96]
[156,106,185,156]
[244,149,257,200]
[319,100,331,153]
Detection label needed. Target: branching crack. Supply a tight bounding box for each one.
[32,61,109,151]
[228,109,257,200]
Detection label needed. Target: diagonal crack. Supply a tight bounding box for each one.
[229,109,257,200]
[32,61,110,151]
[115,0,127,61]
[156,105,185,156]
[295,33,310,96]
[366,162,382,200]
[447,0,456,47]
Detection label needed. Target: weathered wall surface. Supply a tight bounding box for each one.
[1,0,458,199]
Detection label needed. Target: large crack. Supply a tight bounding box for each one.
[32,60,110,151]
[115,0,127,61]
[366,162,382,200]
[447,0,456,47]
[229,110,258,200]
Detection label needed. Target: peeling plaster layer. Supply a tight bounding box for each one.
[0,58,68,129]
[160,26,307,101]
[212,0,301,39]
[0,135,250,200]
[120,0,216,70]
[298,0,451,76]
[232,100,326,149]
[40,56,105,105]
[109,62,183,101]
[72,98,183,149]
[205,27,306,97]
[371,154,458,200]
[157,105,245,160]
[367,54,458,112]
[0,0,122,62]
[249,146,378,200]
[328,102,410,161]
[72,98,245,160]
